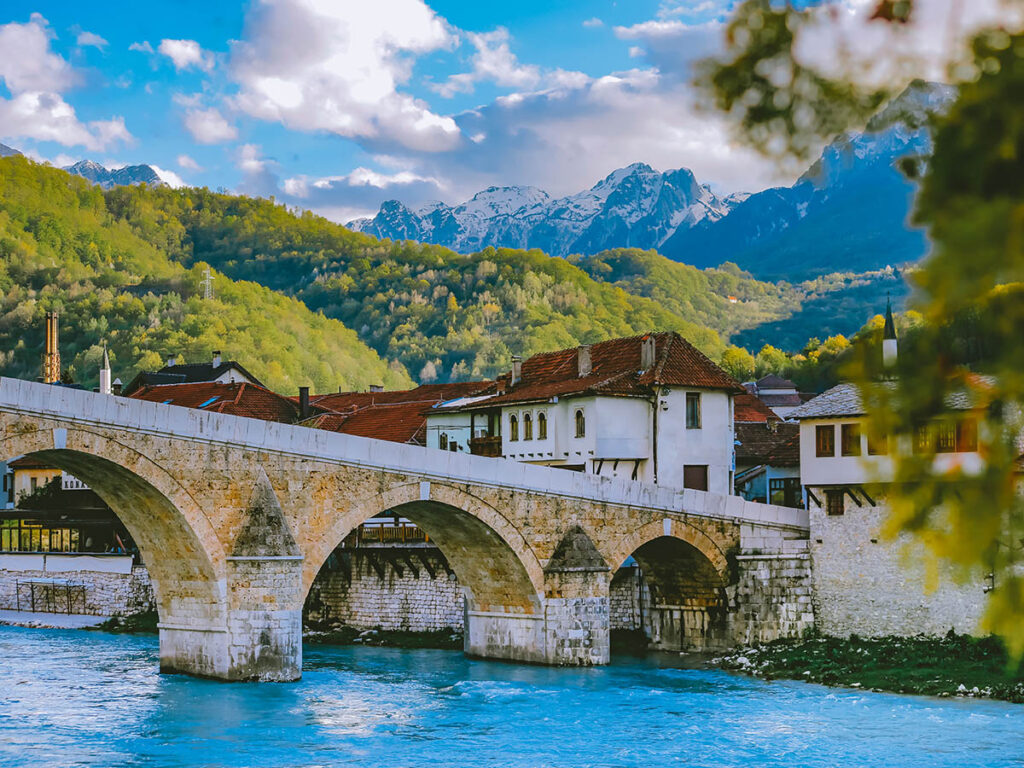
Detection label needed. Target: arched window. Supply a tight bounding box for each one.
[575,409,586,438]
[537,412,547,440]
[523,412,533,440]
[439,433,448,450]
[509,414,519,442]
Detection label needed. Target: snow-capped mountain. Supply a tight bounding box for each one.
[0,143,20,158]
[348,163,741,258]
[658,81,956,279]
[63,160,167,190]
[349,81,954,281]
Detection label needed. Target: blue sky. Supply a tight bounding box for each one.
[0,1,840,221]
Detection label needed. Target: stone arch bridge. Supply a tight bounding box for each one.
[0,378,811,681]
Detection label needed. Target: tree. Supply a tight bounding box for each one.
[720,345,756,382]
[701,0,1024,651]
[754,344,789,379]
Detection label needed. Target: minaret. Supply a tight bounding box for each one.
[42,311,61,383]
[882,297,898,368]
[99,345,112,395]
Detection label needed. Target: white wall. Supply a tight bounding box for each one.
[656,388,734,495]
[425,411,475,453]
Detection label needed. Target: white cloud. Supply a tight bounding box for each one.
[434,27,541,98]
[582,18,604,28]
[158,38,214,73]
[183,107,237,144]
[282,167,447,222]
[129,40,154,54]
[151,165,187,188]
[177,153,201,170]
[628,46,644,58]
[228,0,460,152]
[76,31,108,50]
[0,16,131,151]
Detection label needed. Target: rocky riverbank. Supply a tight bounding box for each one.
[716,632,1024,703]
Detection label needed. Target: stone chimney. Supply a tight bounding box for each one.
[166,353,177,368]
[577,345,592,377]
[882,298,898,369]
[511,355,522,387]
[640,335,656,370]
[99,346,112,396]
[212,350,222,368]
[42,311,60,384]
[112,378,123,396]
[298,386,311,420]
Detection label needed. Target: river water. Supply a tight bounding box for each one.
[1,627,1022,768]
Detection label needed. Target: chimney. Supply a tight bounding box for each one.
[369,384,384,393]
[42,311,61,384]
[99,345,112,396]
[640,335,656,370]
[577,345,592,377]
[212,350,222,368]
[112,378,123,396]
[298,386,310,420]
[510,355,522,387]
[882,297,898,369]
[166,354,177,368]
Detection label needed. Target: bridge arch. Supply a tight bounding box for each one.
[606,517,730,579]
[1,427,227,625]
[301,481,544,614]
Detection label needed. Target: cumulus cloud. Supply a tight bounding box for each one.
[0,15,131,151]
[582,17,604,28]
[129,40,154,54]
[183,106,237,144]
[283,167,446,222]
[151,165,187,188]
[158,38,214,72]
[177,153,201,170]
[76,30,108,50]
[228,0,460,152]
[434,27,541,97]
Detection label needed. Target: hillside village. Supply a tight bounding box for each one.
[0,303,992,647]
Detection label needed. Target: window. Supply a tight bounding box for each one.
[686,392,702,429]
[936,421,957,453]
[575,409,586,438]
[523,412,533,440]
[769,478,802,508]
[509,414,519,442]
[840,423,861,457]
[913,423,931,454]
[537,412,547,440]
[683,465,708,491]
[815,425,835,457]
[825,489,845,516]
[439,433,448,450]
[867,428,888,455]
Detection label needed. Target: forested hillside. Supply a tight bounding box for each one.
[0,156,411,393]
[103,185,772,381]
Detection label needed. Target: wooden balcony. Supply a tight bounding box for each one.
[469,435,503,457]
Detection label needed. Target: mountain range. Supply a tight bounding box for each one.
[350,81,953,281]
[62,160,166,190]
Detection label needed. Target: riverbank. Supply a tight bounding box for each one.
[716,632,1024,703]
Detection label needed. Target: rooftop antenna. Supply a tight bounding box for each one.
[201,267,214,300]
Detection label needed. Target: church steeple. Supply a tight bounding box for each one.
[882,296,898,368]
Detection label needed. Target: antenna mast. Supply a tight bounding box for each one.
[201,267,214,300]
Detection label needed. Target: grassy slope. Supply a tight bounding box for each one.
[0,155,411,393]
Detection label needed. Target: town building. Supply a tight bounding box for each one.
[733,393,802,506]
[426,332,742,493]
[122,351,264,395]
[743,374,812,419]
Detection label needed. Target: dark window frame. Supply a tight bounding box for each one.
[825,489,845,516]
[509,414,519,442]
[575,409,586,439]
[815,424,836,457]
[841,423,862,457]
[537,412,547,440]
[685,392,702,429]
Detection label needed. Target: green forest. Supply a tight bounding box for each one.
[0,154,905,393]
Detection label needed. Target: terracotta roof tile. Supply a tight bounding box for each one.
[128,382,302,423]
[734,393,782,423]
[735,422,800,467]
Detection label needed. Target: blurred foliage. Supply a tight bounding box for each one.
[703,0,1024,651]
[0,156,410,393]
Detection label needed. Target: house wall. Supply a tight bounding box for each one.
[656,388,734,495]
[808,496,987,637]
[425,411,475,453]
[12,467,61,501]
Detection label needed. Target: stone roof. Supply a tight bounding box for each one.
[789,378,992,420]
[756,374,797,390]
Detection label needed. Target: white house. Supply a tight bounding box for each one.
[426,332,741,494]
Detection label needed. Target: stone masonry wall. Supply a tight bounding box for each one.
[610,567,641,630]
[304,551,464,632]
[728,546,814,645]
[810,502,986,637]
[0,565,154,616]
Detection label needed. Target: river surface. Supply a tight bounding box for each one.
[1,626,1022,768]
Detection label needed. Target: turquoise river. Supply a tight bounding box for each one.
[1,626,1022,767]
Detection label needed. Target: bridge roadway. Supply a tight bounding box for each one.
[0,378,812,681]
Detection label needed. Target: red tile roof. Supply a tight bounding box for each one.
[734,393,782,423]
[441,332,740,411]
[735,422,800,467]
[302,381,498,445]
[128,382,303,423]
